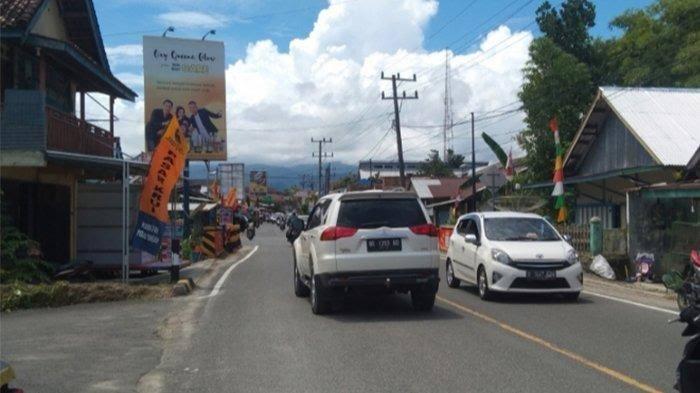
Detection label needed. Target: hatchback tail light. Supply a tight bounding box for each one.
[320,226,358,241]
[410,223,438,237]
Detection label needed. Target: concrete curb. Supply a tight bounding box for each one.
[170,278,195,297]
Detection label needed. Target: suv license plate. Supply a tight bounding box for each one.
[367,238,401,252]
[526,270,556,280]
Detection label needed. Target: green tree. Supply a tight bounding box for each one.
[417,150,455,177]
[608,0,700,87]
[535,0,597,65]
[518,38,594,182]
[446,149,465,169]
[332,173,361,190]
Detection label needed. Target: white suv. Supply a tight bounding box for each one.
[292,191,440,314]
[445,212,583,301]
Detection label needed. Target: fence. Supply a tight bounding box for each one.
[556,224,589,254]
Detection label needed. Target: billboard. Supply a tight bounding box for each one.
[143,36,227,161]
[250,171,268,194]
[218,163,244,201]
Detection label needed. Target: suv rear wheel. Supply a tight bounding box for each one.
[411,289,436,311]
[293,256,309,297]
[310,269,331,315]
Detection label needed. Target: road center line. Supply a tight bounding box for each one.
[436,296,664,393]
[199,246,259,299]
[582,290,677,316]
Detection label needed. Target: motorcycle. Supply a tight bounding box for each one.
[286,227,301,244]
[663,250,700,310]
[246,225,256,240]
[670,281,700,392]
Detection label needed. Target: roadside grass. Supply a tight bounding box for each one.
[0,281,171,312]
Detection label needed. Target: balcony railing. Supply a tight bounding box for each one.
[46,106,118,157]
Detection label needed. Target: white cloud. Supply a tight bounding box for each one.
[157,11,228,29]
[112,0,532,166]
[105,44,142,66]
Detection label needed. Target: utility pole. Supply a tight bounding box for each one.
[470,112,477,212]
[324,164,331,194]
[381,71,418,189]
[311,138,333,196]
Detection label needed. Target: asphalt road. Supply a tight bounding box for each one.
[157,225,685,393]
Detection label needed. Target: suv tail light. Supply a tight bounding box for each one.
[320,226,358,241]
[410,223,438,237]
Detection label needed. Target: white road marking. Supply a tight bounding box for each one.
[582,290,677,316]
[199,246,259,299]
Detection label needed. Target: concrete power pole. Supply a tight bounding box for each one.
[311,138,333,196]
[381,72,418,189]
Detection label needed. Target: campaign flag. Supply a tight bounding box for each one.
[549,117,567,223]
[132,117,189,255]
[504,149,515,181]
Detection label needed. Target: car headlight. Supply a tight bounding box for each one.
[491,248,512,265]
[566,249,580,265]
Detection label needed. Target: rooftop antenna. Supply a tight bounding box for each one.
[162,26,174,37]
[202,30,216,40]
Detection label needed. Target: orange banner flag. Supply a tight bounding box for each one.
[139,117,189,222]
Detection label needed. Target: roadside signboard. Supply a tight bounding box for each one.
[250,171,268,194]
[143,36,227,161]
[218,163,244,200]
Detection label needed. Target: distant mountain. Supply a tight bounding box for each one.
[187,161,357,190]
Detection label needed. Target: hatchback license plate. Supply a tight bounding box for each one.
[526,270,556,280]
[367,238,401,252]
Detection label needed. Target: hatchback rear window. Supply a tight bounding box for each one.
[337,198,427,228]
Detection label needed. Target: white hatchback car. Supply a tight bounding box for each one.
[445,212,583,300]
[292,190,440,314]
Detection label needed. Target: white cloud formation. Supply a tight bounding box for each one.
[111,0,532,166]
[105,44,142,66]
[157,11,228,29]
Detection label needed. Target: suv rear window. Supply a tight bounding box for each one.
[336,198,427,228]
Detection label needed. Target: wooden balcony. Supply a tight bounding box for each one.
[46,106,118,157]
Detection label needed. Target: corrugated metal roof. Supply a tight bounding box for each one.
[600,86,700,166]
[410,178,441,199]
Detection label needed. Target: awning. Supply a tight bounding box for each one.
[522,165,665,190]
[46,150,148,176]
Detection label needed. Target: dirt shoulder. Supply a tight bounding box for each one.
[583,272,678,312]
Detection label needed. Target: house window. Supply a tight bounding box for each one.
[15,50,38,90]
[46,63,73,113]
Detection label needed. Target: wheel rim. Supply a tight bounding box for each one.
[311,275,316,306]
[447,262,454,285]
[478,270,486,296]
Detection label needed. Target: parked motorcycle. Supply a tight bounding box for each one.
[670,281,700,392]
[663,250,700,310]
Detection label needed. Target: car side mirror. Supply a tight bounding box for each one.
[562,234,572,243]
[464,234,478,245]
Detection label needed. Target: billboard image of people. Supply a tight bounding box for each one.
[250,171,268,194]
[143,36,227,161]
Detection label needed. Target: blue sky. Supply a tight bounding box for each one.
[98,0,652,67]
[95,0,655,164]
